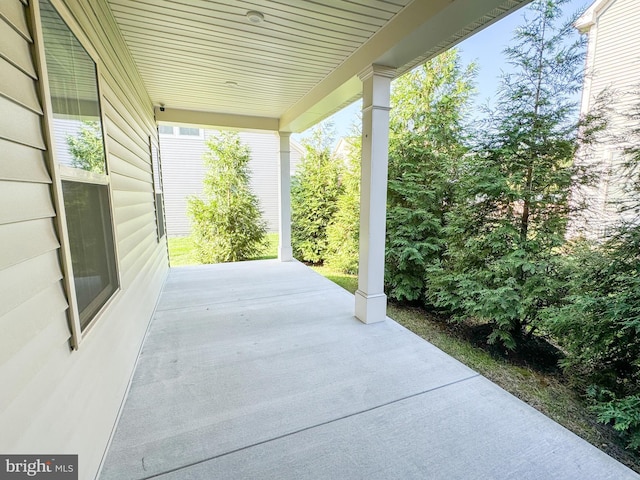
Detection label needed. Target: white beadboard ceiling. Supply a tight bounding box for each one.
[107,0,530,132]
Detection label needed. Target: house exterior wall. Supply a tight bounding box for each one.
[0,1,168,478]
[160,130,304,236]
[574,0,640,237]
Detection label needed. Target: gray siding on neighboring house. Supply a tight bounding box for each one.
[161,129,304,236]
[0,1,168,478]
[574,0,640,237]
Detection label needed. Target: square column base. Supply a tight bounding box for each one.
[355,290,387,324]
[278,245,293,262]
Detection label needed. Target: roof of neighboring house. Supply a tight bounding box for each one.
[575,0,615,32]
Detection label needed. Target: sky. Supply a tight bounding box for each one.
[294,0,592,148]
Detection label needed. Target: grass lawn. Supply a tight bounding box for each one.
[162,245,639,471]
[168,233,279,266]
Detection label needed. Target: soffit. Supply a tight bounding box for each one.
[108,1,409,117]
[107,0,531,132]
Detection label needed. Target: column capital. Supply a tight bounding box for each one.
[358,64,396,82]
[278,131,291,153]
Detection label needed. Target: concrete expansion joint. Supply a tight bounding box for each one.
[137,374,481,480]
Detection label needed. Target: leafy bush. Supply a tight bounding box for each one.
[291,123,343,263]
[188,131,267,263]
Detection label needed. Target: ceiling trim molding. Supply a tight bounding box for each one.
[155,107,279,131]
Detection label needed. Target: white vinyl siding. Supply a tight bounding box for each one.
[160,130,303,236]
[0,1,169,478]
[571,0,640,239]
[589,0,640,98]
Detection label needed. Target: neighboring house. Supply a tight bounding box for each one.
[159,127,304,236]
[0,1,535,478]
[333,136,356,163]
[571,0,640,238]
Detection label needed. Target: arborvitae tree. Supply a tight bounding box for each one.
[325,133,361,274]
[385,49,476,303]
[430,0,591,348]
[291,122,343,263]
[188,131,267,263]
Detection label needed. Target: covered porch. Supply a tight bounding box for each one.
[99,261,636,479]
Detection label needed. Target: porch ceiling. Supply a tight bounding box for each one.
[107,0,530,132]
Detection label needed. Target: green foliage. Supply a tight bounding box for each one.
[325,134,361,274]
[66,121,105,174]
[542,95,640,450]
[591,393,640,451]
[291,122,343,263]
[429,0,591,348]
[385,49,476,303]
[545,214,640,450]
[187,131,267,263]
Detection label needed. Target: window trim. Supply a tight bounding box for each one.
[177,126,203,138]
[158,125,175,136]
[150,135,166,242]
[31,0,121,349]
[59,164,110,185]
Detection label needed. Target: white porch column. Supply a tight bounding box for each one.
[355,64,395,324]
[277,132,293,261]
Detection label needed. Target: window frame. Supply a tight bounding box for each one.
[178,126,203,138]
[158,125,175,136]
[150,135,166,242]
[32,0,121,349]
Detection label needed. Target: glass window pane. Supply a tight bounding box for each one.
[178,127,199,136]
[158,125,174,135]
[40,0,106,174]
[62,181,118,329]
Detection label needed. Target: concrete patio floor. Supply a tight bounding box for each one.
[99,260,639,480]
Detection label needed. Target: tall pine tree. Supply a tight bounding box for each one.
[430,0,591,348]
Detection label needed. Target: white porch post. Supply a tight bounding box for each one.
[278,132,293,261]
[355,64,395,324]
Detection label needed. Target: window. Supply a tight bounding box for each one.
[41,0,118,332]
[178,127,200,136]
[150,137,165,240]
[158,125,174,135]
